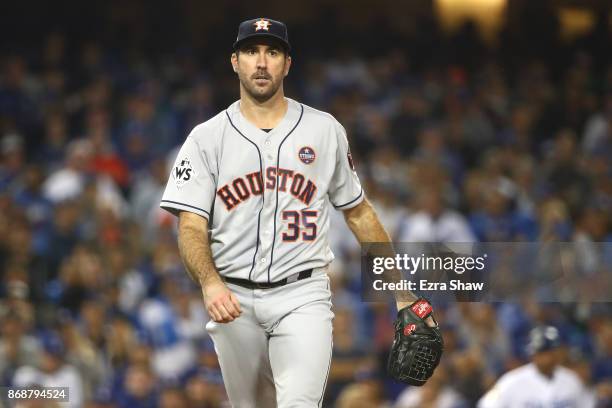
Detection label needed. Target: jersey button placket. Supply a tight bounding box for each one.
[264,139,274,160]
[258,138,275,278]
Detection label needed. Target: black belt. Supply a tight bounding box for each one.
[224,269,313,289]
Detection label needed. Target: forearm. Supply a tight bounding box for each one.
[344,199,418,304]
[344,199,393,243]
[177,212,241,323]
[178,212,222,286]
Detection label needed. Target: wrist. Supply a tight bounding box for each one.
[396,301,411,311]
[395,293,419,311]
[199,272,223,288]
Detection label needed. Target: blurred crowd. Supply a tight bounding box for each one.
[1,4,612,407]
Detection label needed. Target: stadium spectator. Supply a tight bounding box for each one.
[0,308,41,387]
[12,331,84,408]
[395,365,467,408]
[326,306,373,403]
[397,185,475,243]
[113,363,159,408]
[158,387,188,408]
[185,370,226,408]
[336,379,390,408]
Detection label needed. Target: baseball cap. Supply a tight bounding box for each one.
[40,331,66,358]
[526,325,562,355]
[233,18,291,52]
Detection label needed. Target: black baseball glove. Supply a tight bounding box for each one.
[387,298,444,386]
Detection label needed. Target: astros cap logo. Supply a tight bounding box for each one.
[254,18,271,31]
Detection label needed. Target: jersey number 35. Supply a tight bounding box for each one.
[282,210,318,242]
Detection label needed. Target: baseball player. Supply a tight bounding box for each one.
[477,326,594,408]
[160,18,441,407]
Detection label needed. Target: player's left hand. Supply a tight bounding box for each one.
[388,298,444,385]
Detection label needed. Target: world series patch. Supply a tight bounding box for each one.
[173,157,196,187]
[298,146,316,164]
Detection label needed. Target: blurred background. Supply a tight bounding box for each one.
[0,0,611,407]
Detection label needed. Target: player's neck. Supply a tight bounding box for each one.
[239,90,288,129]
[534,362,555,379]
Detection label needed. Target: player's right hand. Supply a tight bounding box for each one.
[201,279,242,323]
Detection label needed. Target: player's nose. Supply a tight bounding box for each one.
[256,51,267,68]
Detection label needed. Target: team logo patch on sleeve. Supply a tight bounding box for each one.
[298,146,316,164]
[347,149,355,170]
[173,157,196,187]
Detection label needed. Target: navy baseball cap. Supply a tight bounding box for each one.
[233,18,291,52]
[526,325,562,355]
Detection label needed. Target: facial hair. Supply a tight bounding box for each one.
[239,68,283,103]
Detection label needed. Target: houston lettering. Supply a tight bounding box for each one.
[217,167,317,211]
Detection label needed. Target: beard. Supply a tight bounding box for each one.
[239,70,283,103]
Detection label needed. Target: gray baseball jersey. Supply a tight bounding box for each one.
[160,97,363,282]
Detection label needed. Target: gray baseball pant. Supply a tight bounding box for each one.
[206,270,334,408]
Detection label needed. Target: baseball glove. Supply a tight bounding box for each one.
[387,298,444,386]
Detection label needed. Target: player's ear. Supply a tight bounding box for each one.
[283,55,291,77]
[231,52,238,73]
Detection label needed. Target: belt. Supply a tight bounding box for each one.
[224,269,313,289]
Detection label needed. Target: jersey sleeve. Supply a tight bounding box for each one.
[160,135,216,220]
[477,387,506,408]
[477,373,514,408]
[328,121,364,210]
